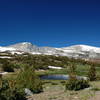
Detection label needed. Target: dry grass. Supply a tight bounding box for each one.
[31,81,100,100]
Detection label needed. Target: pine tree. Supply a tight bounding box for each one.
[88,63,96,81]
[68,63,77,80]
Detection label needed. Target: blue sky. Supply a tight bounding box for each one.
[0,0,100,47]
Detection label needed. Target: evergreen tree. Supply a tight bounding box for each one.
[66,63,89,90]
[88,63,96,81]
[68,63,77,80]
[16,65,43,93]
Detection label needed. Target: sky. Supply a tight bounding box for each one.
[0,0,100,47]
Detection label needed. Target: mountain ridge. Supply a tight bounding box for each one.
[0,42,100,59]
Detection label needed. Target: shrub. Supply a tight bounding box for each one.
[66,63,90,91]
[66,79,90,91]
[91,88,100,91]
[0,79,26,100]
[16,65,43,93]
[60,80,66,85]
[68,63,77,80]
[96,76,100,81]
[88,64,96,81]
[2,61,14,72]
[51,82,58,85]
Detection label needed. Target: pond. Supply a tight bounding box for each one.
[40,75,87,80]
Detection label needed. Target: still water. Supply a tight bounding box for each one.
[40,75,87,80]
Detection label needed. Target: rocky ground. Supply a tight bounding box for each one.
[89,91,100,100]
[27,81,100,100]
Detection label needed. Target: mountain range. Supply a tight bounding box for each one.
[0,42,100,59]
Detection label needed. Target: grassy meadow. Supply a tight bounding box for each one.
[0,54,100,100]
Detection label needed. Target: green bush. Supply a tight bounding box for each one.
[91,88,100,91]
[66,79,90,91]
[66,62,90,91]
[60,80,66,85]
[2,61,14,72]
[88,64,96,81]
[0,79,26,100]
[16,65,43,93]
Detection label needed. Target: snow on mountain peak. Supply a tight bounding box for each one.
[0,42,100,59]
[0,46,16,52]
[74,45,100,53]
[21,42,32,45]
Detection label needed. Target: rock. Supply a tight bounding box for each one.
[84,87,92,90]
[25,88,33,96]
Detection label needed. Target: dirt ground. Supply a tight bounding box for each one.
[89,91,100,100]
[31,84,96,100]
[27,81,100,100]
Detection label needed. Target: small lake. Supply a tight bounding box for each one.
[40,75,87,80]
[40,75,69,80]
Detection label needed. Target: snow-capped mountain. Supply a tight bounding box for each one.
[8,42,38,53]
[0,42,100,59]
[7,42,63,55]
[58,45,100,59]
[0,46,16,52]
